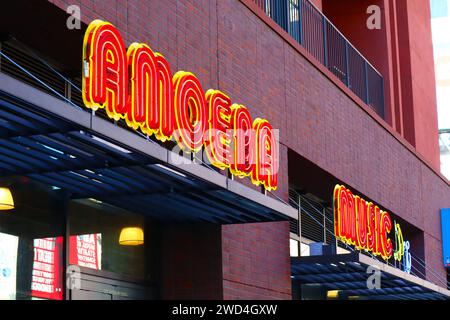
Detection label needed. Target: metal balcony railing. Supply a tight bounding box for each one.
[253,0,385,119]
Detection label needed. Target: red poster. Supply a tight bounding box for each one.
[31,237,63,300]
[69,234,101,270]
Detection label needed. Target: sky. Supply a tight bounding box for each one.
[431,0,450,178]
[431,0,450,129]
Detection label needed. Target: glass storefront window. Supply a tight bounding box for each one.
[0,232,19,300]
[67,199,153,280]
[0,180,64,300]
[0,178,160,300]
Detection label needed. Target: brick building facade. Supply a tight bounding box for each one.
[0,0,448,300]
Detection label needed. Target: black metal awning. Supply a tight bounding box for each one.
[292,253,450,300]
[0,73,297,224]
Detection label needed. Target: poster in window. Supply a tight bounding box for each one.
[69,234,102,270]
[31,237,63,300]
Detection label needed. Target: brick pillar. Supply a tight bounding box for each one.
[161,223,223,299]
[161,220,292,300]
[222,221,292,300]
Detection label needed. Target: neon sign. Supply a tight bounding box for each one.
[82,20,279,191]
[334,185,414,270]
[393,222,412,273]
[333,184,393,260]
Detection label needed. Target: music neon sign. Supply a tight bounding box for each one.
[333,184,393,260]
[82,20,278,191]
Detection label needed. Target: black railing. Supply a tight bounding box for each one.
[255,0,385,118]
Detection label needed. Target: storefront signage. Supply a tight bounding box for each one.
[441,209,450,268]
[334,184,393,260]
[31,237,63,300]
[334,184,413,269]
[82,20,279,191]
[69,234,102,270]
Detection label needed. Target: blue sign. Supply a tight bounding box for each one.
[441,209,450,267]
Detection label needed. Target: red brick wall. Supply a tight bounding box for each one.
[161,223,223,300]
[310,0,323,11]
[46,0,449,285]
[322,0,440,170]
[322,0,397,138]
[396,0,439,170]
[222,221,292,300]
[160,221,292,300]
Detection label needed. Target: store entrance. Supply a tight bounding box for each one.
[69,272,156,300]
[0,180,161,300]
[66,199,161,300]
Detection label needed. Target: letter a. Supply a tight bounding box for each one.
[367,5,381,30]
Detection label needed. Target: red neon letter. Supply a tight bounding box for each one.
[230,104,254,177]
[173,71,207,152]
[155,53,175,141]
[374,205,381,255]
[127,46,174,140]
[127,43,158,133]
[380,211,393,260]
[334,185,343,237]
[334,185,353,242]
[367,203,376,251]
[346,189,357,244]
[355,196,368,249]
[205,90,232,169]
[83,20,128,120]
[251,118,278,190]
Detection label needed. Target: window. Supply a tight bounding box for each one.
[290,239,313,257]
[67,199,159,281]
[300,242,311,257]
[290,239,299,257]
[0,177,161,300]
[0,181,65,300]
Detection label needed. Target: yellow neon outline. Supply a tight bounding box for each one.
[333,184,342,238]
[394,223,404,262]
[154,52,174,142]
